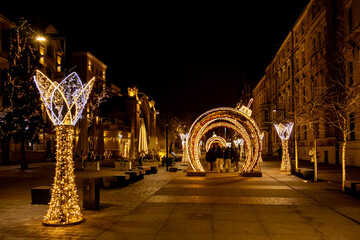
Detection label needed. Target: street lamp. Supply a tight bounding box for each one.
[272,108,286,118]
[156,110,169,171]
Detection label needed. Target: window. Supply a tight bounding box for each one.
[46,43,53,58]
[313,37,316,53]
[349,61,354,85]
[56,55,62,72]
[349,7,353,32]
[301,21,304,35]
[39,46,45,65]
[265,110,269,122]
[1,29,10,51]
[312,5,316,19]
[350,112,355,140]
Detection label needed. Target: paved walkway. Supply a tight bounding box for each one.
[0,160,360,239]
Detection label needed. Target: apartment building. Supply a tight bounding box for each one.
[253,0,360,166]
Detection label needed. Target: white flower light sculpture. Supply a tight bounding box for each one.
[274,122,294,172]
[179,133,189,162]
[34,70,95,225]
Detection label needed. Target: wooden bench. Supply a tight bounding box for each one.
[138,166,152,175]
[113,174,131,186]
[125,170,143,182]
[31,186,52,204]
[344,181,360,197]
[134,169,145,180]
[150,165,158,174]
[100,176,118,189]
[296,168,314,180]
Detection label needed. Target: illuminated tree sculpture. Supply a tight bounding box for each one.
[179,133,188,162]
[274,122,294,172]
[34,70,95,225]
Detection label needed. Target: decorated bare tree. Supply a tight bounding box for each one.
[296,78,328,182]
[325,19,360,190]
[1,18,43,169]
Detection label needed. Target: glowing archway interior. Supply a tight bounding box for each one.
[205,135,227,152]
[186,107,262,173]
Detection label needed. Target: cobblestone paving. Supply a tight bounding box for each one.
[0,163,184,239]
[1,161,360,239]
[98,162,360,240]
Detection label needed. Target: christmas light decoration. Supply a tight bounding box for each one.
[205,133,227,152]
[34,70,95,225]
[179,133,189,162]
[274,122,294,172]
[186,105,262,173]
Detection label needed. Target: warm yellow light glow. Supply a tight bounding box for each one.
[128,86,138,98]
[274,122,293,172]
[36,36,46,41]
[205,134,227,152]
[43,126,82,225]
[33,70,94,226]
[186,107,262,173]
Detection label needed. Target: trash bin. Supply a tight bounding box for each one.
[290,158,296,175]
[83,177,100,210]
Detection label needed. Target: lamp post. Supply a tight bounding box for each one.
[272,108,286,118]
[157,110,169,171]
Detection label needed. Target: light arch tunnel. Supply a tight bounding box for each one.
[185,107,262,173]
[205,135,227,152]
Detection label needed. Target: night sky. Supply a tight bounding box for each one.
[1,1,309,119]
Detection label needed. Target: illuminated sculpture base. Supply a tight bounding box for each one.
[280,140,291,172]
[241,171,262,177]
[187,170,206,177]
[43,126,83,225]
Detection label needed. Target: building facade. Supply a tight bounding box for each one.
[253,0,360,166]
[100,85,157,161]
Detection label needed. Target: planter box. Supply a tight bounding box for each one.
[84,162,100,171]
[115,161,132,171]
[31,186,52,204]
[142,161,159,167]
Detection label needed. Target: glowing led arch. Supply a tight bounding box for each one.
[205,134,227,152]
[186,106,262,173]
[34,70,95,225]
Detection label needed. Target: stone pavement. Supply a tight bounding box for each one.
[1,160,360,239]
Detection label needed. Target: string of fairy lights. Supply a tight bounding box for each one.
[34,70,94,225]
[205,134,227,152]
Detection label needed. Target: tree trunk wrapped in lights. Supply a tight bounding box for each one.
[33,70,95,225]
[274,122,294,172]
[43,125,81,224]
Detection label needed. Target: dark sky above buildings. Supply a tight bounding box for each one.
[1,1,309,119]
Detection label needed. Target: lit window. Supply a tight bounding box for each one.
[56,55,62,72]
[39,46,45,65]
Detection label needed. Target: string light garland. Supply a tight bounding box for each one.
[186,106,262,173]
[274,122,294,172]
[205,134,227,152]
[34,70,95,225]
